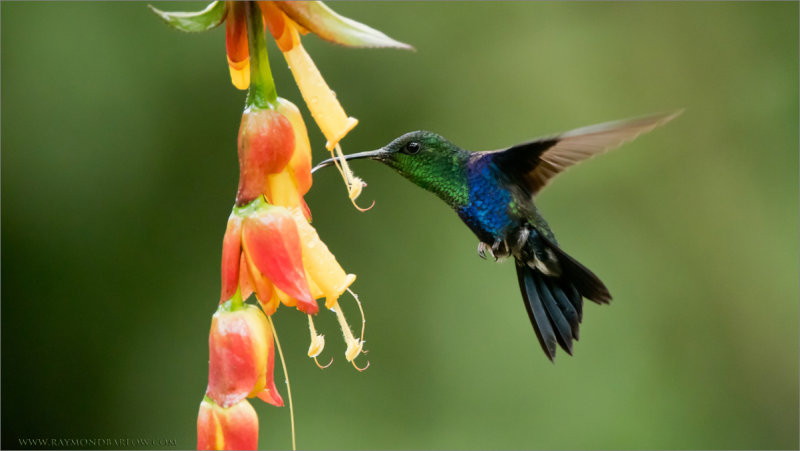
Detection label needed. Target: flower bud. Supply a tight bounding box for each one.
[206,303,281,407]
[236,109,295,205]
[197,397,258,450]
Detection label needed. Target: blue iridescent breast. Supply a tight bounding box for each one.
[457,155,519,243]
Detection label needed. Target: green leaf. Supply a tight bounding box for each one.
[148,1,227,33]
[275,1,413,50]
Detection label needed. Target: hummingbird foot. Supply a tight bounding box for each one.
[491,238,511,262]
[477,239,515,261]
[477,242,491,260]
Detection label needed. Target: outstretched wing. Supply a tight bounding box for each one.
[490,110,682,195]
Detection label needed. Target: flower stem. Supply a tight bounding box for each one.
[229,286,244,311]
[268,316,296,450]
[244,1,277,109]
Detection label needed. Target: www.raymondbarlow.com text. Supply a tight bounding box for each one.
[18,438,177,448]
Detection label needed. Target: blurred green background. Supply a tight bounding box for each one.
[2,2,798,449]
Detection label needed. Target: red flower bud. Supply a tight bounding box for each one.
[206,304,281,407]
[236,109,295,205]
[197,398,258,450]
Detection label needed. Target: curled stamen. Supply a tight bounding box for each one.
[331,143,375,211]
[351,359,370,372]
[314,356,334,369]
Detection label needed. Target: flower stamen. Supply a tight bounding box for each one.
[347,288,367,347]
[331,302,369,371]
[314,356,334,369]
[331,143,374,212]
[307,314,333,369]
[306,314,325,358]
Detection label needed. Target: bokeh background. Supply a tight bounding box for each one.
[2,2,798,449]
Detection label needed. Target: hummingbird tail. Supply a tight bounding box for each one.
[515,237,611,361]
[543,237,612,306]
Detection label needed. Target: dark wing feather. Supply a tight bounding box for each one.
[490,110,682,195]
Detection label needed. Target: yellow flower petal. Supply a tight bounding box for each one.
[277,14,358,150]
[290,208,356,309]
[227,56,251,90]
[266,170,302,210]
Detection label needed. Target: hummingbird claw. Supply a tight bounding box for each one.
[491,239,511,262]
[477,242,491,259]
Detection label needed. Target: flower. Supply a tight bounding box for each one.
[151,0,411,205]
[206,301,283,408]
[220,199,316,315]
[197,397,259,450]
[225,2,250,90]
[236,106,295,205]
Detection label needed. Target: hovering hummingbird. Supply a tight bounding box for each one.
[312,111,681,361]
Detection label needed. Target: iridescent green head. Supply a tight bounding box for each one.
[313,131,470,206]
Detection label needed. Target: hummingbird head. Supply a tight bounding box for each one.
[312,131,471,205]
[312,131,470,204]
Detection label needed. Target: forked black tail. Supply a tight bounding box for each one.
[515,239,611,361]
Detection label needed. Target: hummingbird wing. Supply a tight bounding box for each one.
[490,110,682,195]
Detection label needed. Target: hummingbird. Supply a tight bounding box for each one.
[312,111,681,361]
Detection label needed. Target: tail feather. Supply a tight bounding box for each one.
[534,271,574,355]
[515,262,557,361]
[563,281,583,322]
[516,234,612,360]
[543,236,612,304]
[546,277,581,340]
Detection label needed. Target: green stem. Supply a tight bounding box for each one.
[229,286,244,311]
[244,1,277,109]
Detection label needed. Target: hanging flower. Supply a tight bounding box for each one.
[197,397,259,450]
[206,301,283,408]
[221,199,316,315]
[151,1,410,449]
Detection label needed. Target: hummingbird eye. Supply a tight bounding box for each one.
[404,141,421,154]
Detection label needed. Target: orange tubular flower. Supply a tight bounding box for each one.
[206,302,283,407]
[225,2,250,90]
[197,397,259,450]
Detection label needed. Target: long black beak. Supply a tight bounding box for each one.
[311,149,389,174]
